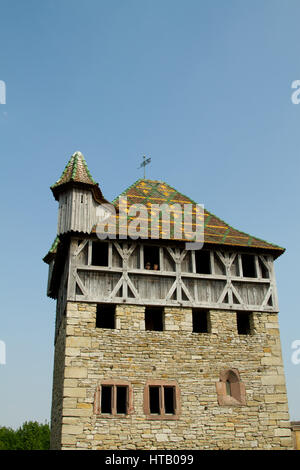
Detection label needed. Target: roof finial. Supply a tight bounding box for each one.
[137,155,151,179]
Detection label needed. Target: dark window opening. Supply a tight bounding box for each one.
[149,386,160,414]
[146,382,179,418]
[144,245,160,270]
[237,312,252,335]
[259,258,269,279]
[192,309,210,333]
[226,380,231,396]
[145,307,163,331]
[96,304,115,329]
[92,242,108,266]
[195,250,211,274]
[261,264,269,279]
[101,386,112,413]
[241,254,256,278]
[116,386,127,414]
[164,386,175,414]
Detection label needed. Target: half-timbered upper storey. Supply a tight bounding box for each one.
[44,151,285,328]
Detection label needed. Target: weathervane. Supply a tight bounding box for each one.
[138,155,151,179]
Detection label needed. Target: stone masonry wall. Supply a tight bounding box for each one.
[52,302,293,450]
[50,313,66,450]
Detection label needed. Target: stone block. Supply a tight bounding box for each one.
[66,337,91,348]
[62,424,83,435]
[261,375,286,386]
[65,367,87,378]
[64,387,86,398]
[274,428,291,437]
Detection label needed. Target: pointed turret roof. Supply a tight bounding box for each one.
[51,151,106,203]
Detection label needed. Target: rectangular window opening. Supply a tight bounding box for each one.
[101,386,112,414]
[96,304,116,329]
[144,245,160,271]
[145,307,164,331]
[164,386,175,414]
[241,254,256,278]
[259,258,269,279]
[149,386,160,414]
[192,309,210,333]
[195,250,211,274]
[116,386,127,414]
[92,242,108,266]
[237,312,252,335]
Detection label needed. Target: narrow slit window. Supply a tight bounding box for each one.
[216,369,247,406]
[144,245,160,271]
[259,258,269,278]
[149,386,160,414]
[195,250,211,274]
[237,312,252,335]
[164,386,175,414]
[101,386,112,414]
[192,309,210,333]
[96,304,115,329]
[92,242,108,266]
[241,254,256,278]
[116,386,127,414]
[145,307,164,331]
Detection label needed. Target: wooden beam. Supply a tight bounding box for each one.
[75,272,88,296]
[74,239,88,258]
[88,240,92,266]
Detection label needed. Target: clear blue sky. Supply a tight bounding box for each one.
[0,0,299,428]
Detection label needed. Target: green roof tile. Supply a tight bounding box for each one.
[51,151,97,188]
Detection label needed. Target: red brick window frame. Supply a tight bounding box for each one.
[216,369,246,406]
[94,380,134,417]
[144,380,181,420]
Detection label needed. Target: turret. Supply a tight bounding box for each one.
[51,151,106,235]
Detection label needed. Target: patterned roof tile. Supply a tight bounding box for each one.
[108,179,284,253]
[51,151,97,188]
[51,151,107,204]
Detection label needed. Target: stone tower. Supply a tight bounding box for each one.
[44,151,293,450]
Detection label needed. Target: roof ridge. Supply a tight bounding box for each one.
[49,235,59,253]
[158,180,199,205]
[51,156,74,188]
[112,178,144,203]
[82,156,97,184]
[71,153,78,180]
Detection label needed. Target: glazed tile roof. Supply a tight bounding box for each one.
[50,151,107,203]
[45,156,284,258]
[103,178,284,253]
[51,151,96,187]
